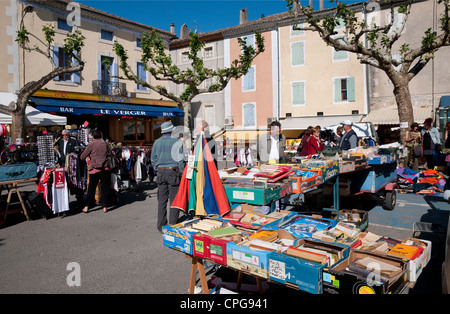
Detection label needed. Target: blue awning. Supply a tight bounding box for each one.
[30,97,183,117]
[439,95,450,108]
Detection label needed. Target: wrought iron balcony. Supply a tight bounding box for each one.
[92,80,127,96]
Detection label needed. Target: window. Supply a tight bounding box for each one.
[123,120,145,141]
[100,56,113,83]
[100,29,113,41]
[291,41,305,66]
[333,37,348,61]
[291,23,304,37]
[57,18,72,32]
[334,77,355,102]
[136,62,147,91]
[292,81,306,106]
[52,46,80,83]
[181,51,189,62]
[136,38,142,48]
[243,103,256,128]
[241,34,255,49]
[242,65,255,91]
[204,47,213,58]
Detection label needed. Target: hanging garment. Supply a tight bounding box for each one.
[52,167,69,214]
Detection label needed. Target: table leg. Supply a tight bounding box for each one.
[14,184,30,220]
[196,258,210,294]
[188,255,198,294]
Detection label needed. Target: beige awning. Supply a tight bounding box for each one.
[280,114,364,130]
[362,106,432,125]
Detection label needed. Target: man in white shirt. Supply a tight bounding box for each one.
[56,129,78,167]
[257,120,286,164]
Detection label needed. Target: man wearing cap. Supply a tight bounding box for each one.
[339,120,358,150]
[151,121,185,233]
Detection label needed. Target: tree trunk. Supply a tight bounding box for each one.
[11,109,26,145]
[393,77,414,145]
[182,100,193,150]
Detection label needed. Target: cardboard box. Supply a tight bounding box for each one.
[289,168,323,194]
[193,233,230,265]
[301,159,339,183]
[224,183,290,205]
[323,250,408,294]
[334,209,369,232]
[162,219,200,254]
[339,160,355,173]
[268,239,350,294]
[226,229,296,279]
[401,238,432,282]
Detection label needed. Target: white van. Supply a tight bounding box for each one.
[323,122,379,146]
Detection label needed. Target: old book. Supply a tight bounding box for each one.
[208,226,241,238]
[387,243,422,260]
[249,230,278,242]
[286,246,328,265]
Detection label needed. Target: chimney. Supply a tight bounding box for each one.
[320,0,324,10]
[180,24,189,39]
[309,0,314,10]
[170,23,175,34]
[293,0,301,14]
[240,8,248,24]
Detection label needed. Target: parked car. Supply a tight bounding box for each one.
[323,122,380,146]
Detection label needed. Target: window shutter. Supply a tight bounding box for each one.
[72,50,81,84]
[243,66,255,91]
[111,63,118,83]
[98,60,102,81]
[291,42,304,66]
[292,82,305,105]
[243,103,255,127]
[334,79,341,102]
[347,77,355,102]
[53,46,60,81]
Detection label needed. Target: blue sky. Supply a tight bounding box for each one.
[76,0,362,36]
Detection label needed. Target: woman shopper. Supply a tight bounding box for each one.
[405,123,422,171]
[80,129,111,213]
[298,126,313,157]
[421,118,441,170]
[307,126,324,155]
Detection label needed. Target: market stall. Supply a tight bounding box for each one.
[162,135,432,294]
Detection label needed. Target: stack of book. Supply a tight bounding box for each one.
[186,219,224,232]
[348,256,403,283]
[286,241,344,266]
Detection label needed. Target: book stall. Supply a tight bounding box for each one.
[162,134,431,294]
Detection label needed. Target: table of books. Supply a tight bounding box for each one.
[162,149,430,294]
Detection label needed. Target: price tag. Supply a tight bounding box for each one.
[54,167,65,189]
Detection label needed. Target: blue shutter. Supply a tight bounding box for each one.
[98,60,102,81]
[72,50,81,84]
[292,82,305,105]
[291,42,304,66]
[334,79,341,102]
[347,77,355,102]
[137,62,146,90]
[243,103,255,127]
[243,66,255,91]
[111,63,118,83]
[53,46,60,81]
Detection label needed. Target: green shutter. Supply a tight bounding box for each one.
[292,81,305,105]
[334,79,341,102]
[348,77,355,102]
[291,42,304,66]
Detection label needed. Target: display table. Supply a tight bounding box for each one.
[0,177,35,223]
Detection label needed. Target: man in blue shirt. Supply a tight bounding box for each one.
[151,121,185,233]
[339,120,358,150]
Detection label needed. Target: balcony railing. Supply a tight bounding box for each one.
[92,80,127,96]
